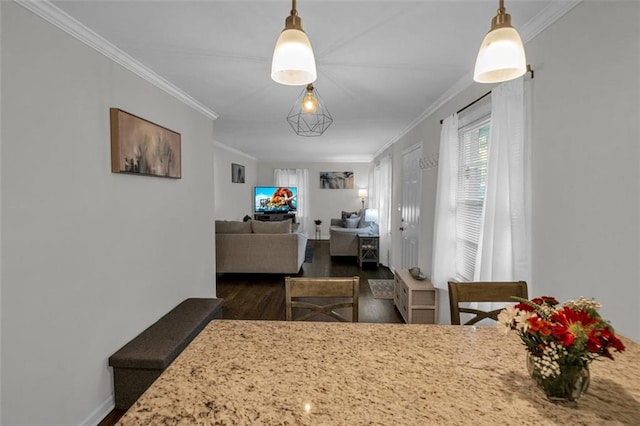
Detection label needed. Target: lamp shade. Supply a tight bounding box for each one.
[473,26,526,83]
[364,208,378,223]
[358,189,368,198]
[271,28,317,86]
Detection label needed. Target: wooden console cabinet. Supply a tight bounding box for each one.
[393,269,438,324]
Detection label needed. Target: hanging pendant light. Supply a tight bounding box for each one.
[473,0,527,83]
[287,84,333,137]
[271,0,317,86]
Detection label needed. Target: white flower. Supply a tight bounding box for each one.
[533,342,568,379]
[566,296,602,311]
[514,310,535,332]
[497,305,516,335]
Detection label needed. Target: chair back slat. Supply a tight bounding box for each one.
[285,276,359,322]
[448,281,528,325]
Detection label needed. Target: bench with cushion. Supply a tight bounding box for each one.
[108,297,224,409]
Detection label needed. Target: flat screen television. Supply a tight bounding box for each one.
[254,186,298,213]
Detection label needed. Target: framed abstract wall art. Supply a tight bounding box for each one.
[110,108,181,178]
[319,171,354,189]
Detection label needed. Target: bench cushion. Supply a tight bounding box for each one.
[109,298,223,370]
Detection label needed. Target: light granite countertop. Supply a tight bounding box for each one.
[117,320,640,425]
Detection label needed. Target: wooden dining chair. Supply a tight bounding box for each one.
[285,276,359,322]
[448,281,528,325]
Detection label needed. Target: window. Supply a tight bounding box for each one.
[274,168,310,233]
[455,117,490,281]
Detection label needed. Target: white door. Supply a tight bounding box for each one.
[400,144,422,269]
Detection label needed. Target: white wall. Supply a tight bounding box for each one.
[378,1,640,340]
[213,142,257,221]
[1,3,216,425]
[0,2,3,422]
[527,1,639,340]
[257,162,370,239]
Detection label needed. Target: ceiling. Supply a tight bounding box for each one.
[51,0,560,162]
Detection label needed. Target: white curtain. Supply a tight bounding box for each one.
[474,78,531,285]
[369,155,392,266]
[274,168,311,234]
[431,113,459,290]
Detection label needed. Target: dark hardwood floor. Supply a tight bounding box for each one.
[216,239,403,323]
[99,240,402,425]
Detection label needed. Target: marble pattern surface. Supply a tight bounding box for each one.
[117,320,640,425]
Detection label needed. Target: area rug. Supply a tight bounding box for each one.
[304,245,314,263]
[368,279,395,299]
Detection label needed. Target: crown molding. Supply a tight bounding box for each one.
[376,0,582,157]
[213,141,258,161]
[213,142,372,164]
[520,0,583,43]
[15,0,218,121]
[371,138,396,160]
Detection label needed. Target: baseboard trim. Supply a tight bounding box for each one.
[81,395,114,426]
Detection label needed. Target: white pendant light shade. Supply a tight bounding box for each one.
[271,1,317,86]
[271,29,317,86]
[473,0,527,84]
[474,27,526,83]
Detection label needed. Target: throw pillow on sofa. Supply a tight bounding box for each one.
[344,216,361,228]
[341,210,358,220]
[251,219,292,234]
[341,209,364,227]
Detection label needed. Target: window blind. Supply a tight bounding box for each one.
[455,118,490,281]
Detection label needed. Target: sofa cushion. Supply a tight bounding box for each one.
[251,219,291,234]
[344,216,361,228]
[215,220,252,234]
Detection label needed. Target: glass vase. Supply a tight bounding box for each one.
[527,353,590,403]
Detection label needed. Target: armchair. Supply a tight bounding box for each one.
[329,211,373,256]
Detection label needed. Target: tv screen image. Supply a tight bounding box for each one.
[254,186,297,213]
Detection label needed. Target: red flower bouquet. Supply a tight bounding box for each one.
[497,296,625,402]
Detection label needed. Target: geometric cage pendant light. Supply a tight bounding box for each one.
[271,0,317,86]
[473,0,527,83]
[286,84,333,137]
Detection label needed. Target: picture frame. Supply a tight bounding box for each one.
[319,171,354,189]
[110,108,181,178]
[232,163,245,183]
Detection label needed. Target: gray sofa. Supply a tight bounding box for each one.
[215,219,308,274]
[329,210,373,256]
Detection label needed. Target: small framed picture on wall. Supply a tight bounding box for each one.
[232,163,245,183]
